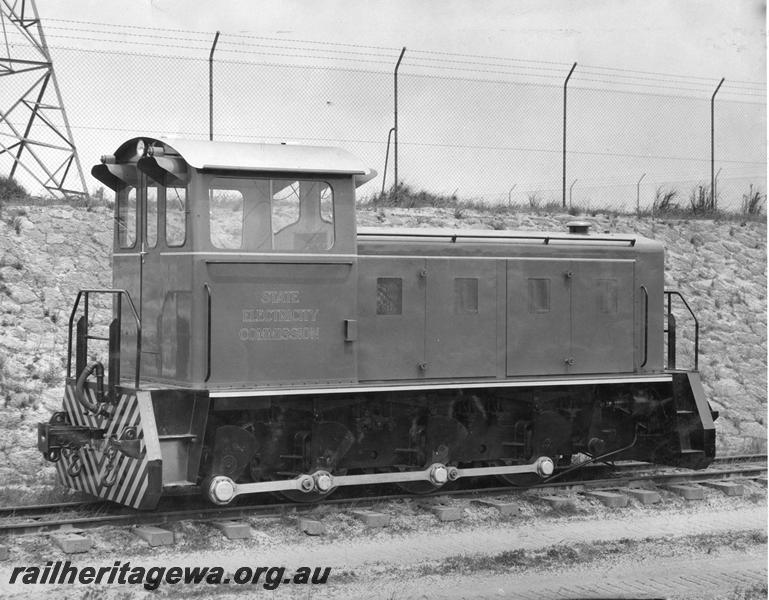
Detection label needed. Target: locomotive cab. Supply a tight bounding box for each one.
[93,137,373,389]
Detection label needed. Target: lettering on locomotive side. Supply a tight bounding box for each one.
[239,327,320,341]
[260,290,301,304]
[241,308,320,323]
[239,290,321,342]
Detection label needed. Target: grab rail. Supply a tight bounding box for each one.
[67,289,142,388]
[357,229,637,246]
[204,283,212,382]
[640,286,649,368]
[664,290,699,371]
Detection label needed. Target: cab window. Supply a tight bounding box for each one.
[209,185,245,249]
[146,185,158,248]
[205,176,334,252]
[272,180,334,251]
[166,186,187,247]
[117,187,137,249]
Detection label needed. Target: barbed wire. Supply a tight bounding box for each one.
[8,118,751,167]
[30,19,766,98]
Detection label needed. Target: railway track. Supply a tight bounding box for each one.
[0,454,765,537]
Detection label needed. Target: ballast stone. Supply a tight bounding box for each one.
[585,491,629,508]
[51,533,92,554]
[298,518,325,536]
[431,506,464,522]
[351,510,391,528]
[212,520,252,539]
[664,484,705,500]
[703,481,744,496]
[472,499,521,516]
[624,488,662,504]
[133,526,174,546]
[541,496,575,510]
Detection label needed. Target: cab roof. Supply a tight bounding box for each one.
[95,136,376,188]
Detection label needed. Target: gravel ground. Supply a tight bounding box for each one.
[0,481,765,599]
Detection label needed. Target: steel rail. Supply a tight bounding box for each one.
[0,454,762,518]
[0,500,108,520]
[0,458,764,537]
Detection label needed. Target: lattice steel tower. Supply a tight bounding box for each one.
[0,0,87,199]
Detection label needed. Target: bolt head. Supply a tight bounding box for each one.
[209,476,236,505]
[315,473,333,492]
[537,457,555,477]
[431,465,448,485]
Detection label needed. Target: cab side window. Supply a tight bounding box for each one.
[273,180,334,251]
[117,187,137,249]
[146,185,159,248]
[210,186,244,249]
[166,186,187,247]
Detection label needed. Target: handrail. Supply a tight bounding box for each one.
[204,283,212,382]
[640,286,649,368]
[67,289,142,388]
[664,290,699,371]
[357,230,637,246]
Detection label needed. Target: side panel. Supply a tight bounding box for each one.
[113,255,141,381]
[507,259,571,375]
[425,258,497,378]
[357,257,426,381]
[570,259,635,374]
[157,256,193,381]
[140,253,163,379]
[206,261,357,385]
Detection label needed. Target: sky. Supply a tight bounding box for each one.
[41,0,765,82]
[3,0,766,208]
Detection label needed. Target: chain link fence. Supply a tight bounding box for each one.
[2,19,765,215]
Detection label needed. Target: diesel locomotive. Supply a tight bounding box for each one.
[37,137,717,509]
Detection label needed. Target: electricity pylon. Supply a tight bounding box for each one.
[0,0,88,199]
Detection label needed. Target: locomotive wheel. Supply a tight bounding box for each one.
[279,488,338,503]
[496,471,542,487]
[396,480,436,495]
[396,480,459,495]
[210,425,257,480]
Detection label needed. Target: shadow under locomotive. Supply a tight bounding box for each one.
[37,137,717,509]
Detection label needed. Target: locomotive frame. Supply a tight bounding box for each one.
[37,137,717,509]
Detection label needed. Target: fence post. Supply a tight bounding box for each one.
[569,179,577,210]
[393,47,406,201]
[711,77,725,210]
[209,30,221,141]
[562,62,577,208]
[508,184,516,207]
[636,173,646,214]
[381,127,396,196]
[714,167,722,209]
